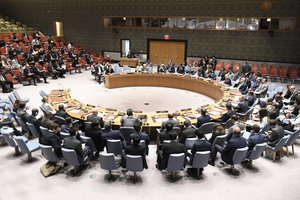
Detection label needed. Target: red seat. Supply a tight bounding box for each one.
[66,62,75,74]
[5,73,19,84]
[288,66,298,80]
[251,63,258,75]
[233,63,240,73]
[215,62,224,71]
[260,64,268,77]
[0,47,8,55]
[225,63,232,72]
[269,65,277,79]
[278,66,287,81]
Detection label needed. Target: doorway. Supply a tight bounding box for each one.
[121,39,131,57]
[54,21,64,37]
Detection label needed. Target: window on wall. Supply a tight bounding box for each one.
[103,16,297,32]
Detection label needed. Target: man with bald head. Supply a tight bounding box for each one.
[87,109,104,128]
[209,126,247,166]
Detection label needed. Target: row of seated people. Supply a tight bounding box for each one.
[0,31,102,92]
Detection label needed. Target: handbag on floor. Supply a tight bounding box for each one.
[40,162,60,178]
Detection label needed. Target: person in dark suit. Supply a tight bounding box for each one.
[159,113,180,131]
[40,112,56,129]
[130,122,150,155]
[268,103,280,120]
[266,120,285,147]
[245,90,256,107]
[226,115,245,142]
[105,65,115,75]
[63,128,90,165]
[213,103,235,123]
[156,133,186,170]
[55,104,68,119]
[241,61,251,76]
[254,78,268,98]
[210,126,247,166]
[23,65,37,85]
[158,122,178,144]
[85,120,103,157]
[40,123,62,158]
[33,63,49,83]
[122,135,148,169]
[178,120,196,144]
[120,108,141,127]
[101,122,126,149]
[223,74,232,86]
[26,108,42,136]
[60,117,73,133]
[208,124,225,144]
[86,109,104,128]
[235,77,248,95]
[287,85,299,105]
[196,109,211,128]
[247,124,266,152]
[187,129,211,177]
[234,96,249,114]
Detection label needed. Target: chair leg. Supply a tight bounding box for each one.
[272,152,276,162]
[14,147,20,155]
[27,152,32,161]
[292,145,294,155]
[108,170,112,180]
[172,171,175,180]
[196,169,200,180]
[133,172,137,183]
[286,146,289,157]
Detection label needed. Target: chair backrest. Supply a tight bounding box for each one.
[119,127,135,142]
[39,90,48,98]
[232,147,249,165]
[60,132,70,138]
[39,106,48,116]
[248,143,267,160]
[80,135,97,152]
[39,126,49,136]
[8,94,16,104]
[106,139,123,155]
[199,122,216,134]
[273,135,290,152]
[99,152,118,170]
[285,130,300,146]
[211,134,227,150]
[192,151,211,169]
[184,137,198,150]
[245,107,254,120]
[13,136,30,153]
[26,122,40,138]
[223,118,234,129]
[13,91,21,100]
[173,127,181,135]
[1,132,18,147]
[267,84,276,92]
[166,153,185,171]
[15,116,28,132]
[126,154,143,172]
[260,123,271,134]
[40,144,59,162]
[54,115,66,126]
[61,148,81,166]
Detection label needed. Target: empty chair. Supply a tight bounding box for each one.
[8,94,17,104]
[1,132,20,154]
[106,139,123,156]
[260,64,268,78]
[278,66,287,82]
[166,153,186,180]
[39,126,50,136]
[284,129,300,156]
[184,137,198,150]
[99,152,119,180]
[61,147,83,175]
[251,63,258,75]
[211,135,227,151]
[54,115,66,126]
[119,127,135,144]
[269,65,277,81]
[221,118,234,129]
[13,91,30,103]
[236,107,254,123]
[26,122,41,138]
[39,90,48,98]
[80,135,97,152]
[126,154,144,183]
[40,144,60,163]
[265,135,289,161]
[13,136,40,161]
[199,122,216,135]
[190,151,211,179]
[288,66,299,82]
[247,143,266,167]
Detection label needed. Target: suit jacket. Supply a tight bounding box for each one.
[40,117,56,129]
[86,115,104,128]
[159,130,178,143]
[179,127,196,144]
[238,83,248,95]
[130,132,150,155]
[248,134,265,151]
[160,118,180,131]
[41,131,62,157]
[85,126,103,151]
[215,110,235,123]
[245,95,255,107]
[63,136,84,163]
[224,78,231,86]
[161,141,186,170]
[196,115,211,128]
[226,123,245,142]
[221,136,247,165]
[255,84,268,97]
[235,101,249,114]
[191,139,211,156]
[120,116,141,127]
[55,110,68,119]
[125,145,148,169]
[267,126,285,147]
[102,130,125,148]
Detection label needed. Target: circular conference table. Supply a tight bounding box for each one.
[48,73,242,140]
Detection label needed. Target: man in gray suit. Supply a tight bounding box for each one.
[86,109,104,128]
[254,78,268,98]
[120,108,141,127]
